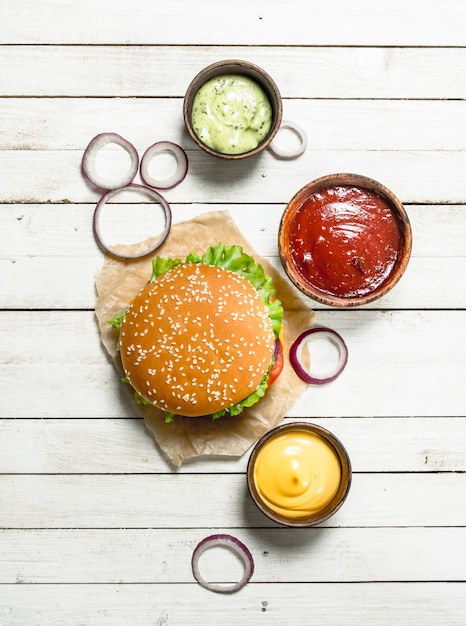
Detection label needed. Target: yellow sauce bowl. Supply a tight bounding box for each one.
[247,422,352,527]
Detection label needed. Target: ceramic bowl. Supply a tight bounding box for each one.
[183,59,282,160]
[247,422,352,527]
[278,173,412,307]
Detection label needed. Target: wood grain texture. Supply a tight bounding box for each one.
[1,1,466,623]
[2,417,465,473]
[1,528,465,583]
[1,473,466,528]
[3,47,466,97]
[4,99,466,150]
[2,203,466,310]
[3,0,466,46]
[3,150,466,204]
[1,583,465,626]
[1,310,464,417]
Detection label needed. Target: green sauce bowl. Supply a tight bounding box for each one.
[183,59,283,160]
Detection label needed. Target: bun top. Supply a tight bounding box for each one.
[119,263,275,417]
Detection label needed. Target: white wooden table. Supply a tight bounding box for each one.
[1,1,466,623]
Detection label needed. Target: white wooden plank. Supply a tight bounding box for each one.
[2,203,465,257]
[2,149,466,205]
[2,203,465,259]
[289,309,466,419]
[2,416,465,474]
[3,0,466,46]
[1,473,465,529]
[0,310,464,418]
[2,46,466,98]
[3,98,466,151]
[2,200,466,310]
[0,527,465,583]
[3,253,464,310]
[1,582,465,626]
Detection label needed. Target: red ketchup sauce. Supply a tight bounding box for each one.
[289,185,402,298]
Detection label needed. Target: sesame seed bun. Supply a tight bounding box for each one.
[119,263,276,417]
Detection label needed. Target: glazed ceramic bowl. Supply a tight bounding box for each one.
[247,422,352,527]
[183,59,282,160]
[278,173,412,307]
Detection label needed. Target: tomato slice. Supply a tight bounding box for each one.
[268,337,284,387]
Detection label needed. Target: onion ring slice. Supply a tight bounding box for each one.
[140,141,189,190]
[191,534,254,594]
[82,132,139,190]
[290,327,348,385]
[93,183,172,260]
[268,120,308,159]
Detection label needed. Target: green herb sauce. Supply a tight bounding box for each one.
[191,74,273,154]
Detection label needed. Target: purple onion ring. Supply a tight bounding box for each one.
[82,132,139,190]
[93,183,172,260]
[290,326,348,385]
[140,141,189,190]
[191,534,254,594]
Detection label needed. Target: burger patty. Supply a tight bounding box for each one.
[119,263,275,417]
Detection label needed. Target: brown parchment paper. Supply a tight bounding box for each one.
[95,210,315,466]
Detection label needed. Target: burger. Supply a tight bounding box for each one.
[109,243,284,422]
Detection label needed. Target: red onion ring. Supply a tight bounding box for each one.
[140,141,189,190]
[191,534,254,594]
[290,327,348,385]
[82,132,139,190]
[268,120,308,159]
[93,183,172,260]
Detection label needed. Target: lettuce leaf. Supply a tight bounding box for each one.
[108,308,127,331]
[109,243,284,421]
[151,255,183,279]
[211,369,270,420]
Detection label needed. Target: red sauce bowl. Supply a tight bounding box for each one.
[278,173,412,307]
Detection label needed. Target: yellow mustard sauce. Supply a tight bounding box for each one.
[191,74,272,154]
[253,429,342,519]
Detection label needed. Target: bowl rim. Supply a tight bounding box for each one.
[246,421,352,527]
[278,172,413,307]
[183,59,283,160]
